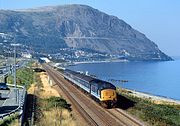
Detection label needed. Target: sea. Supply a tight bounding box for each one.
[67,59,180,100]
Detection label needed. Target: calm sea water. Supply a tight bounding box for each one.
[67,60,180,100]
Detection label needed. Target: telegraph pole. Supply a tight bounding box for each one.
[12,43,18,104]
[14,43,16,88]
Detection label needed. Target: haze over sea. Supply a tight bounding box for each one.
[68,59,180,100]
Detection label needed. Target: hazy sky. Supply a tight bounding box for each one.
[0,0,179,56]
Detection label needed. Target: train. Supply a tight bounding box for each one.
[63,69,117,108]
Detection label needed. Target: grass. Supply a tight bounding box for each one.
[117,89,180,126]
[37,108,76,126]
[45,96,71,110]
[2,62,35,126]
[35,96,75,126]
[5,62,77,126]
[0,113,19,126]
[33,72,77,126]
[7,63,35,89]
[38,96,72,111]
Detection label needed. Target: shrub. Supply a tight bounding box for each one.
[118,92,180,126]
[45,96,71,111]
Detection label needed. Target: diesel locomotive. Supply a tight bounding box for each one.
[63,69,117,108]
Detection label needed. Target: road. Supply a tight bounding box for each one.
[0,88,24,116]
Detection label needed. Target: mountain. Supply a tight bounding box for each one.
[0,4,173,61]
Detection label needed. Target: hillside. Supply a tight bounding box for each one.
[0,4,173,61]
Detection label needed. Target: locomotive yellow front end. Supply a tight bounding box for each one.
[100,89,117,108]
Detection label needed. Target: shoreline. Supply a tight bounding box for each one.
[121,88,180,105]
[73,59,128,65]
[64,61,180,105]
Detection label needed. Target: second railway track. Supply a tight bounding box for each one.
[43,64,144,126]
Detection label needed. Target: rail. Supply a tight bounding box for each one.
[45,64,145,126]
[44,64,125,126]
[45,66,98,125]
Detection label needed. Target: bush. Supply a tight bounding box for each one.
[42,96,71,111]
[119,93,180,126]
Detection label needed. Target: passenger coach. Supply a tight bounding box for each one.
[63,69,117,108]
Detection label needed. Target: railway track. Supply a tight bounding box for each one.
[107,109,144,126]
[43,64,145,126]
[44,65,98,126]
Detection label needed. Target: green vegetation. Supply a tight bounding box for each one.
[57,68,64,73]
[45,96,71,110]
[0,113,19,126]
[0,62,35,126]
[118,90,180,126]
[7,63,35,89]
[30,72,76,126]
[38,96,72,112]
[35,96,74,126]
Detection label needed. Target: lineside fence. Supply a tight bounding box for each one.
[0,84,27,126]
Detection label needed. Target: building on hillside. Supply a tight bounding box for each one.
[21,53,32,58]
